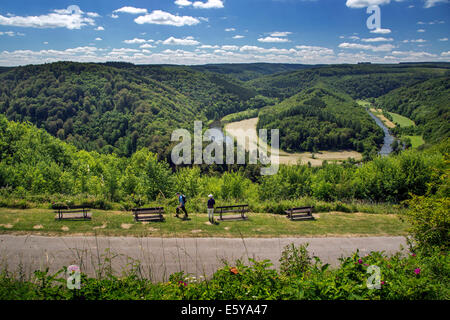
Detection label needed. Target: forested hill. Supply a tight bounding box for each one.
[0,62,263,157]
[247,63,450,100]
[0,61,448,160]
[375,76,450,144]
[257,84,384,157]
[190,63,319,81]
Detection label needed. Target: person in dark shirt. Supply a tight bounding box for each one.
[207,194,215,224]
[175,192,188,220]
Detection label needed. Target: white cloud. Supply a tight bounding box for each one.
[140,43,155,49]
[439,37,448,41]
[392,50,437,58]
[193,0,224,9]
[411,39,427,43]
[338,42,395,52]
[111,14,119,19]
[110,48,141,54]
[87,12,100,18]
[370,28,392,34]
[270,31,292,37]
[95,26,104,31]
[124,38,149,44]
[424,0,449,8]
[258,36,291,43]
[162,36,200,46]
[175,0,224,9]
[361,37,393,42]
[346,0,408,8]
[113,7,148,14]
[232,35,245,39]
[0,31,25,37]
[441,51,450,56]
[417,29,426,32]
[346,0,390,8]
[221,45,239,51]
[175,0,193,7]
[225,28,236,32]
[95,37,102,41]
[0,5,96,30]
[134,10,200,27]
[295,45,335,56]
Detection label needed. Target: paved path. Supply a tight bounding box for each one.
[0,235,407,282]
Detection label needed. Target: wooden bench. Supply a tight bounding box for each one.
[285,206,314,221]
[216,205,249,221]
[132,207,164,222]
[54,206,92,221]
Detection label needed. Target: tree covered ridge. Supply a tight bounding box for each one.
[257,85,384,156]
[0,62,262,158]
[0,114,446,207]
[0,61,448,160]
[375,76,450,144]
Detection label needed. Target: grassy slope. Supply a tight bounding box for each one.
[388,112,415,127]
[0,208,408,238]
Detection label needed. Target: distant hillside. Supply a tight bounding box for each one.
[248,63,450,100]
[257,84,384,157]
[190,63,318,81]
[376,76,450,144]
[0,62,262,157]
[0,61,448,160]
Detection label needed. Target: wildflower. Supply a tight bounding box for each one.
[411,253,416,257]
[414,268,421,275]
[178,281,187,286]
[230,267,239,275]
[364,264,369,266]
[358,259,363,264]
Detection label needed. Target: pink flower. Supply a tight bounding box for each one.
[411,253,416,257]
[414,268,421,275]
[381,281,385,286]
[358,259,363,264]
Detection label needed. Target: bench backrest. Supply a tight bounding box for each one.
[216,205,249,213]
[132,207,164,214]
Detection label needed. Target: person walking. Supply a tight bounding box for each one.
[207,194,215,224]
[175,192,188,220]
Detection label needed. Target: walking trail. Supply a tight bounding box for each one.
[0,235,407,282]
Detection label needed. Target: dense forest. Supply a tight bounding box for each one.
[0,114,447,209]
[0,62,265,158]
[0,61,448,162]
[247,63,449,100]
[257,84,384,156]
[375,76,450,144]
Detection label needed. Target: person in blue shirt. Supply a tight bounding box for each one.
[175,192,188,220]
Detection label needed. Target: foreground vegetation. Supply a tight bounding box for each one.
[0,242,447,300]
[1,114,447,209]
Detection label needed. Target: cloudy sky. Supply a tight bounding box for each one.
[0,0,449,66]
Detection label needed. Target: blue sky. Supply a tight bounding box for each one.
[0,0,448,66]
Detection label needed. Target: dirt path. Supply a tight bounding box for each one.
[224,118,362,166]
[0,235,407,282]
[369,108,396,128]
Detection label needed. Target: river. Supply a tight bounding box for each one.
[366,110,395,156]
